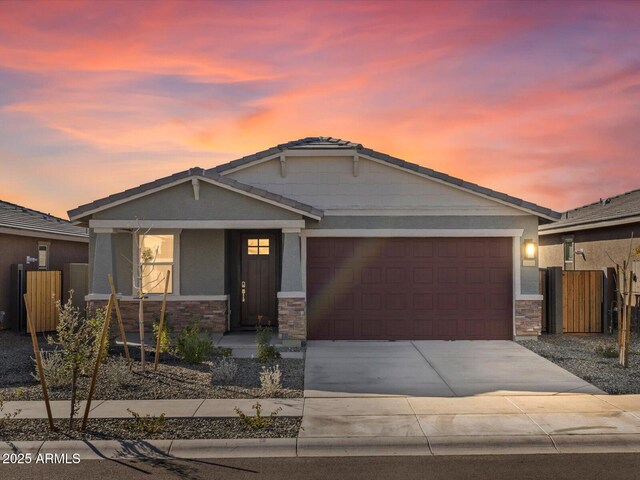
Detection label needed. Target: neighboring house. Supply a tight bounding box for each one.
[68,137,560,341]
[539,189,640,272]
[0,200,89,328]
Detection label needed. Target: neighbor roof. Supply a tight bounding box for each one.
[209,137,561,220]
[0,200,88,239]
[68,167,324,222]
[540,188,640,234]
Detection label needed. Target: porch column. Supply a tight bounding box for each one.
[91,230,116,295]
[278,229,306,343]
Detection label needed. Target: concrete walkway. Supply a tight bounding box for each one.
[304,340,604,397]
[3,395,640,457]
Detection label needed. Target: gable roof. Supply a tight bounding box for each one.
[209,137,561,220]
[0,200,88,239]
[68,167,323,222]
[540,188,640,234]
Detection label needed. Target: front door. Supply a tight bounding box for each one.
[240,233,277,327]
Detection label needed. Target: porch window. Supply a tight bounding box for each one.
[140,234,175,294]
[247,238,270,256]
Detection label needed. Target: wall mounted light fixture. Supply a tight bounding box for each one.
[524,239,537,260]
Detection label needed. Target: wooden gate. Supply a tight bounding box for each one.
[25,271,62,333]
[562,270,603,333]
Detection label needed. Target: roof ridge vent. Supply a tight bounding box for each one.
[600,197,611,206]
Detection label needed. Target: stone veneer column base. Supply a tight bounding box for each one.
[515,299,542,337]
[86,299,228,333]
[278,297,306,341]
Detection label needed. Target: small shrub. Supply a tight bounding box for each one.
[256,324,272,346]
[175,324,214,364]
[100,356,133,386]
[257,344,281,363]
[32,350,72,388]
[211,357,238,384]
[0,398,22,430]
[235,401,282,431]
[126,408,166,435]
[259,364,282,397]
[216,347,233,358]
[152,319,172,353]
[595,345,618,358]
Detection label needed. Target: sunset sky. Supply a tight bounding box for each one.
[1,0,639,219]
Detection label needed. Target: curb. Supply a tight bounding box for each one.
[3,435,640,460]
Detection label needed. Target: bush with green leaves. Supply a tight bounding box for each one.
[31,350,72,388]
[126,408,166,435]
[152,318,173,353]
[259,364,282,397]
[211,357,238,384]
[175,324,214,364]
[86,306,110,362]
[595,345,618,358]
[257,343,281,363]
[255,324,272,346]
[235,401,282,431]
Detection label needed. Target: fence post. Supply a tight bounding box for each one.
[547,267,563,334]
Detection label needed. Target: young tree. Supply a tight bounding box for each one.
[123,223,166,371]
[49,295,101,429]
[607,238,639,367]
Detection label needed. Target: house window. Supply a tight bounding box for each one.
[37,242,49,270]
[139,234,175,294]
[248,238,270,255]
[563,239,574,263]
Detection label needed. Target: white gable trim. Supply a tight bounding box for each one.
[70,175,321,222]
[539,214,640,235]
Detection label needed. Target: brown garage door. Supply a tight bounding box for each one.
[307,237,513,340]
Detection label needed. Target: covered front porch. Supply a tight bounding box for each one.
[86,221,308,341]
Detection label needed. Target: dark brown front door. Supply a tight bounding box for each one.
[240,233,277,327]
[307,237,513,340]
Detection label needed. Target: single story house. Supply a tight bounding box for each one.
[539,188,640,272]
[68,137,560,341]
[0,200,89,329]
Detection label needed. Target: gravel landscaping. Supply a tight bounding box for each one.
[0,331,304,401]
[519,333,640,394]
[0,417,302,442]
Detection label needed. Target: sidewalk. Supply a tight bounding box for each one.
[3,394,640,458]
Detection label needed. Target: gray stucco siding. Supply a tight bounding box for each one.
[114,232,133,296]
[306,215,540,295]
[180,229,225,295]
[93,181,303,221]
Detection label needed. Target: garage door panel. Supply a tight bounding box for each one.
[307,237,512,340]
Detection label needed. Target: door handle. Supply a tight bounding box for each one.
[241,281,246,303]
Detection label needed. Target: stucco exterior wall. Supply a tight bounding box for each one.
[227,155,529,216]
[0,232,88,323]
[539,222,640,270]
[93,181,302,221]
[180,229,225,295]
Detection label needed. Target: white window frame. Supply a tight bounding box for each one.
[563,238,574,264]
[132,229,181,296]
[37,241,50,270]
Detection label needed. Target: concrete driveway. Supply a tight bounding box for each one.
[304,340,604,397]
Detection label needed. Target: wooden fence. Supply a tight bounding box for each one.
[25,270,61,333]
[562,270,603,333]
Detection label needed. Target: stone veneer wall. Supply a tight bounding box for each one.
[515,299,542,337]
[278,297,306,340]
[86,299,228,333]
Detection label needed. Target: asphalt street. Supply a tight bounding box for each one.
[2,454,639,480]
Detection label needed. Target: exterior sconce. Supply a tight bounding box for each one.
[524,239,537,260]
